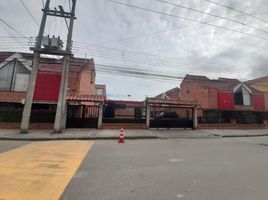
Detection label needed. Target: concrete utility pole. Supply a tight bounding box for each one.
[54,0,77,133]
[20,0,77,133]
[20,0,50,133]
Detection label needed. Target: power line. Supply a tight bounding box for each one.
[156,0,268,35]
[204,0,268,24]
[19,0,40,27]
[72,48,236,74]
[88,12,268,46]
[0,17,28,38]
[0,36,31,39]
[73,51,259,78]
[72,41,239,68]
[95,63,184,81]
[0,23,26,49]
[92,12,247,46]
[107,0,268,41]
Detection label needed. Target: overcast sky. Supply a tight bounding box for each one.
[1,0,268,100]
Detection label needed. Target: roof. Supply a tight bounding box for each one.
[0,92,104,104]
[246,76,268,92]
[95,84,106,88]
[147,98,197,107]
[0,92,58,104]
[0,51,95,73]
[155,87,180,100]
[184,74,240,91]
[183,74,262,93]
[105,100,144,106]
[67,94,104,102]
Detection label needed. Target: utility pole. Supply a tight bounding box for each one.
[20,0,77,133]
[20,0,50,133]
[53,0,76,133]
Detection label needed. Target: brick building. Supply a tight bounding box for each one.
[0,52,106,129]
[179,74,267,128]
[180,75,266,111]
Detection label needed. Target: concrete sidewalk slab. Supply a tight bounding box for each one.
[0,129,267,141]
[205,129,268,137]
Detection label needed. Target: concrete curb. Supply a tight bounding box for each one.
[0,133,268,141]
[0,135,158,141]
[212,134,268,138]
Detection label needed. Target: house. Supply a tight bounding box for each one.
[179,74,267,127]
[0,52,105,129]
[180,74,265,111]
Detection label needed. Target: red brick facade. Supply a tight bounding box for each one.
[180,75,266,112]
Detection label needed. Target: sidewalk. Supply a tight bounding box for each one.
[0,128,267,141]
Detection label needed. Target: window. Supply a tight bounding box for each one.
[96,88,103,95]
[234,84,251,106]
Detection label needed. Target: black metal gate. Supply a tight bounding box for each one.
[149,106,193,128]
[66,105,99,128]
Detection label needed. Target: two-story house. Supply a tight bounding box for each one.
[179,74,267,126]
[0,52,106,129]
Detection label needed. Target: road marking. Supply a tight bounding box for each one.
[0,141,93,200]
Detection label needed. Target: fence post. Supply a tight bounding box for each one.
[146,104,150,129]
[98,104,103,129]
[193,106,198,130]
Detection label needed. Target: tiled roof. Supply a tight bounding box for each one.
[0,92,58,104]
[184,74,264,94]
[147,98,197,107]
[105,100,144,105]
[246,76,268,92]
[67,94,104,102]
[0,52,95,72]
[0,92,104,103]
[155,87,180,100]
[184,74,240,91]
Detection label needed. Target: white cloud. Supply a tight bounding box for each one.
[1,0,268,100]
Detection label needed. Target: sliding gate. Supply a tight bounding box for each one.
[150,106,193,128]
[66,105,99,128]
[103,103,146,123]
[147,98,197,129]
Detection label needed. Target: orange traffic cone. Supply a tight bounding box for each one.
[118,128,125,143]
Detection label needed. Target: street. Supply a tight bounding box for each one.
[1,137,268,200]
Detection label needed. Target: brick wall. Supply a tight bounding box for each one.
[0,122,53,129]
[78,69,96,95]
[198,123,267,129]
[265,93,268,111]
[180,80,210,109]
[68,72,79,93]
[208,89,218,109]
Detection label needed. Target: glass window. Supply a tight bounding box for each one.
[96,88,103,95]
[234,86,251,106]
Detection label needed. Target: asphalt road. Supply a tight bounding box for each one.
[60,137,268,200]
[0,140,29,153]
[2,137,268,200]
